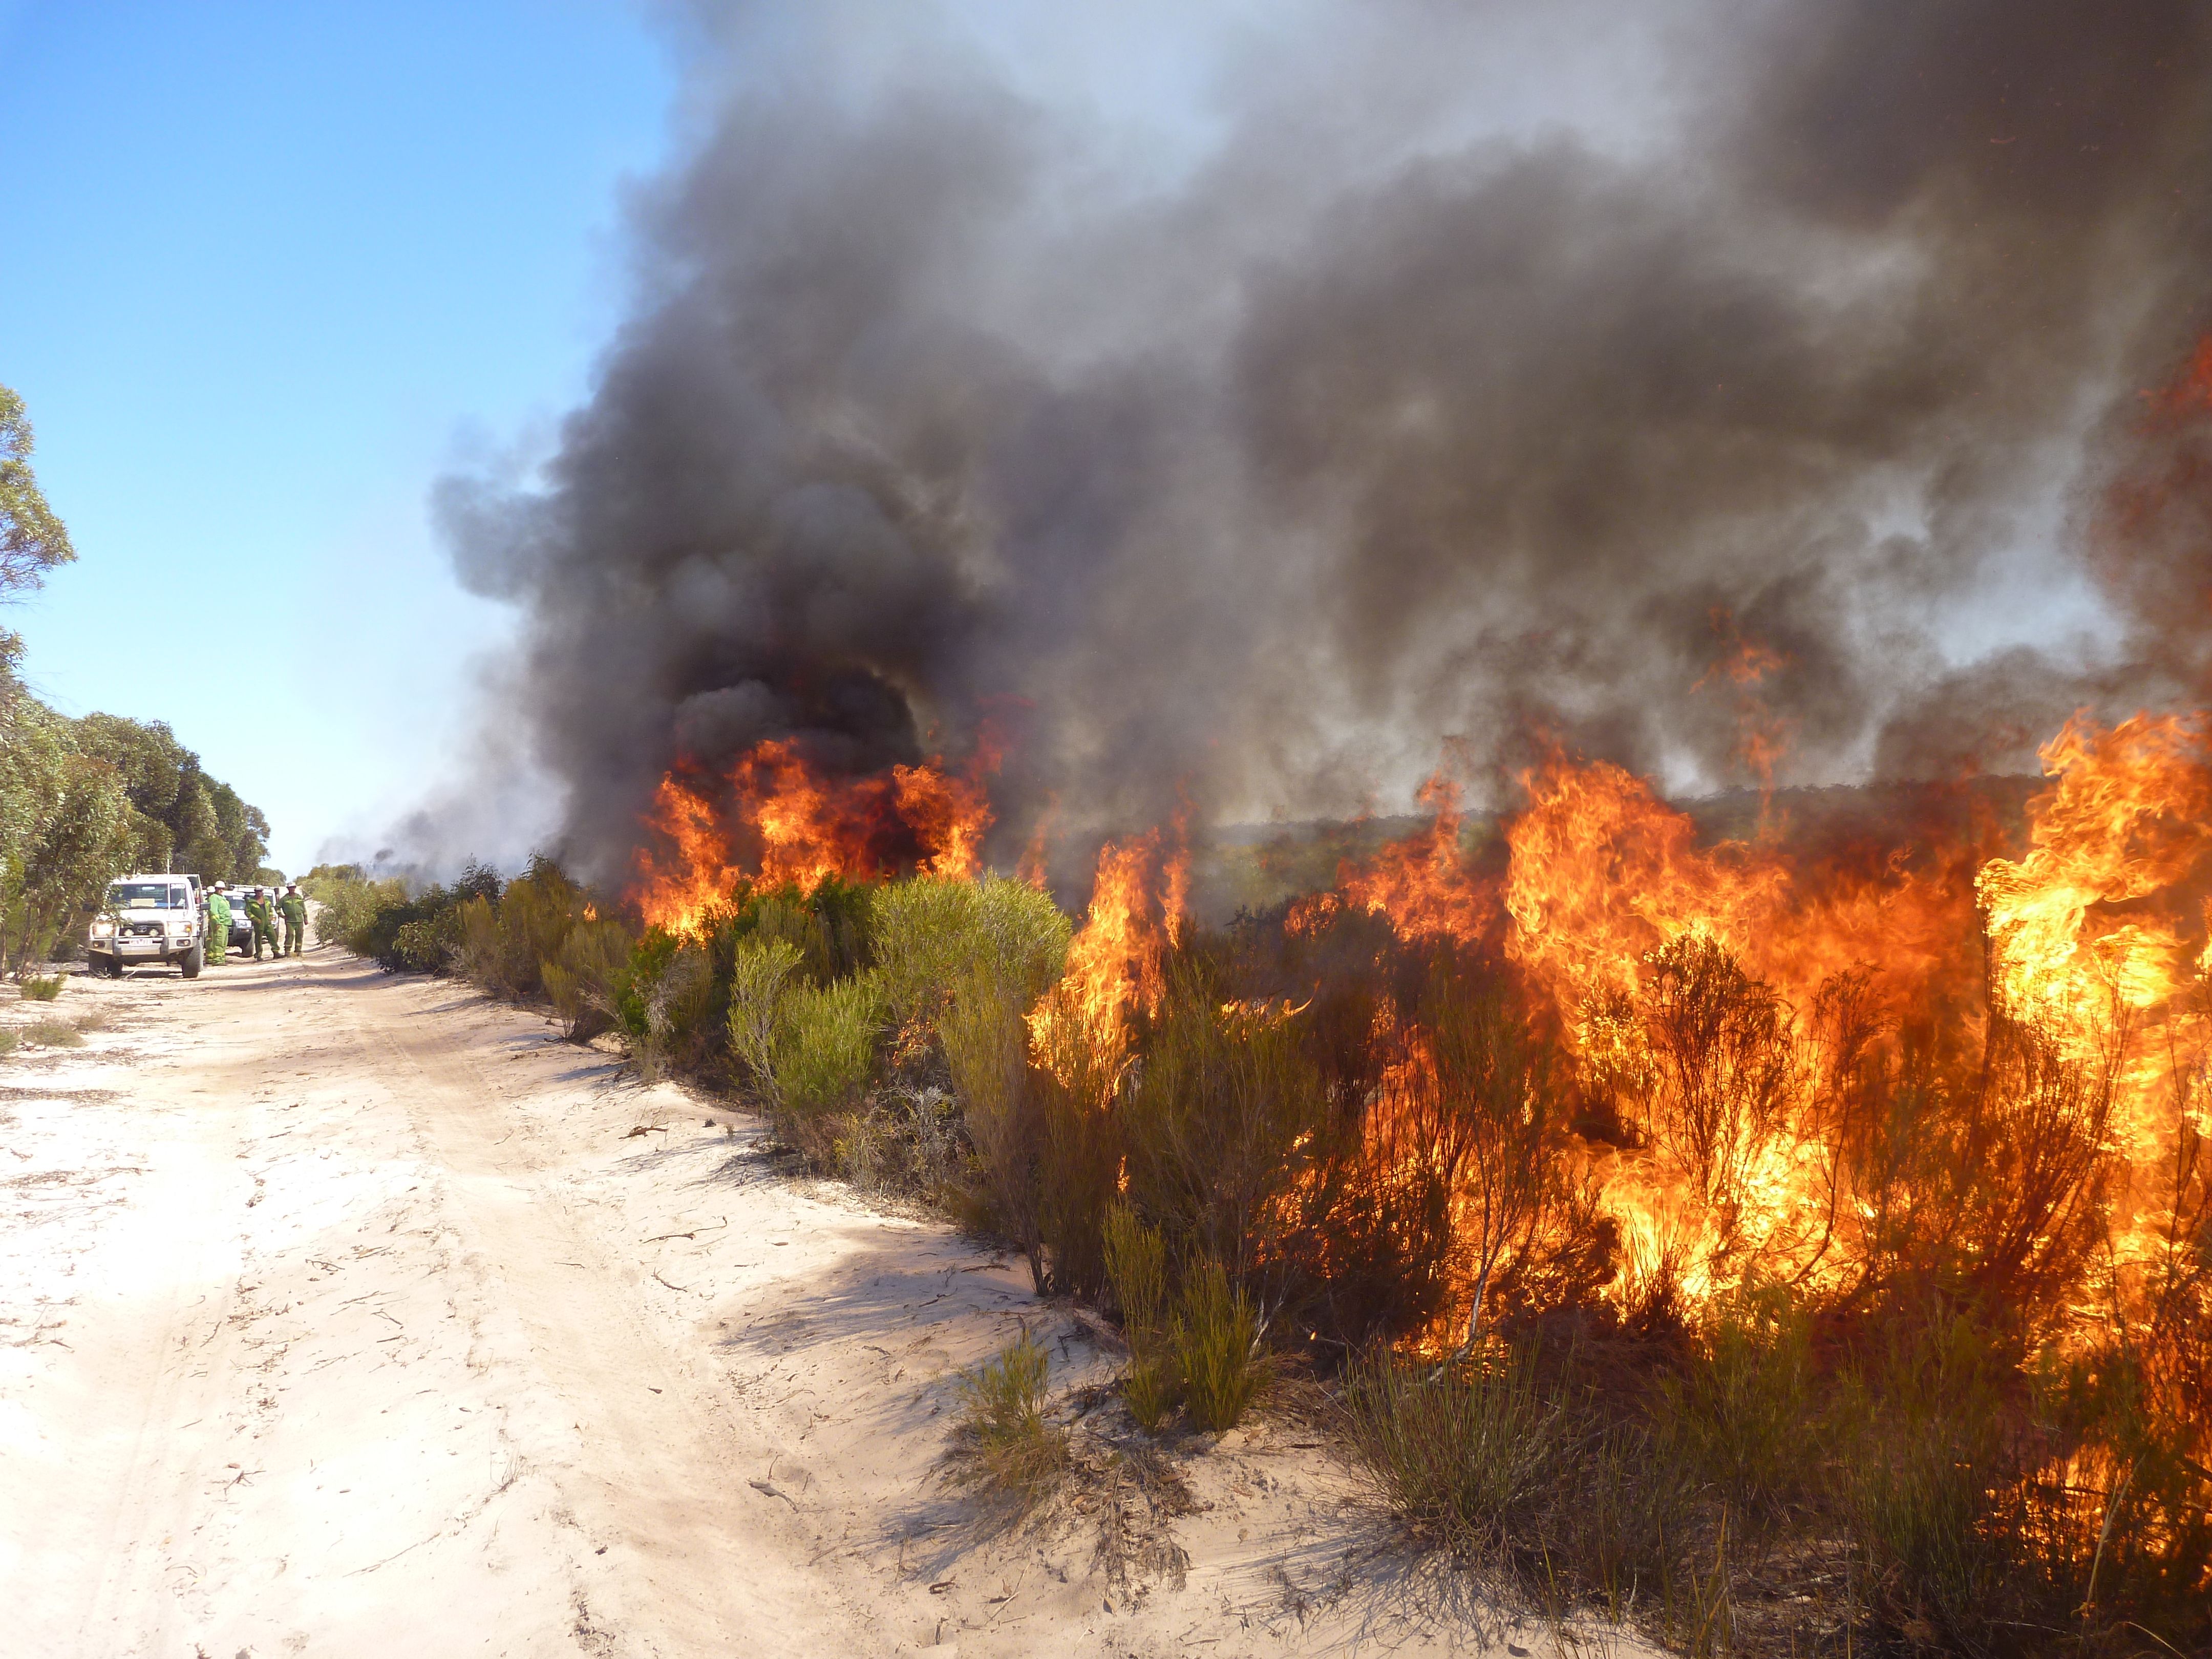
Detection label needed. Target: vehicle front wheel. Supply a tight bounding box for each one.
[179,943,204,979]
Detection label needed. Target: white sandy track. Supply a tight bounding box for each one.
[1,946,1600,1659]
[4,950,847,1657]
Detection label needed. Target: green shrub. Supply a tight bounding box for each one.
[1656,1285,1817,1533]
[874,875,1070,1029]
[0,1029,17,1055]
[18,973,62,1001]
[455,857,579,999]
[726,935,805,1102]
[390,915,456,973]
[1169,1258,1267,1432]
[23,1017,82,1048]
[1104,1205,1177,1431]
[941,960,1048,1289]
[710,876,877,988]
[1123,1352,1179,1437]
[875,879,1073,1285]
[719,931,884,1139]
[1104,1203,1169,1346]
[305,870,405,948]
[948,1333,1067,1505]
[1343,1347,1699,1616]
[1121,961,1328,1281]
[1344,1349,1575,1555]
[616,932,716,1080]
[837,1085,966,1200]
[542,916,634,1041]
[773,971,886,1119]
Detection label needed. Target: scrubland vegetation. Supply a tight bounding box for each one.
[304,852,2210,1659]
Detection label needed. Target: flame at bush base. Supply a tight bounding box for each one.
[620,703,2210,1362]
[1309,716,2212,1345]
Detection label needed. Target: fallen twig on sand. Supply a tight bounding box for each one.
[644,1218,727,1243]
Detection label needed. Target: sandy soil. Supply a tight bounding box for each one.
[0,945,1623,1658]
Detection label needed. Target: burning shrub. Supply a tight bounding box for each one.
[1391,959,1587,1348]
[1029,982,1128,1300]
[1581,934,1812,1303]
[1121,959,1329,1283]
[413,703,2212,1648]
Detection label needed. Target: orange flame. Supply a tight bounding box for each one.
[1316,772,1495,944]
[1504,752,1790,1014]
[1979,713,2212,1029]
[1028,826,1189,1089]
[629,738,997,933]
[1977,713,2212,1276]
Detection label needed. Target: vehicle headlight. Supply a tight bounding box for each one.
[90,920,114,939]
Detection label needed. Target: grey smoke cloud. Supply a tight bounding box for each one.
[438,0,2212,886]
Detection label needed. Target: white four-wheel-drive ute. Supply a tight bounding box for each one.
[88,874,205,978]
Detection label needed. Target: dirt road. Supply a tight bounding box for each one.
[1,946,1558,1657]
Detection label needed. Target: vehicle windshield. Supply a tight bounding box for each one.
[108,882,187,909]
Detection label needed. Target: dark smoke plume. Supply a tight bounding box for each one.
[437,0,2212,886]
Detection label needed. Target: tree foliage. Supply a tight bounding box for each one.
[0,394,270,970]
[0,383,74,662]
[72,712,270,881]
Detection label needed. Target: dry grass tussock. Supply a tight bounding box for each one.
[940,1330,1198,1597]
[14,1016,84,1049]
[944,1333,1069,1510]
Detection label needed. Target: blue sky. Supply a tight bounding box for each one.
[0,0,675,872]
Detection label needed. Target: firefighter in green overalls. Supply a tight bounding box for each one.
[248,888,281,961]
[205,886,232,966]
[280,884,308,956]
